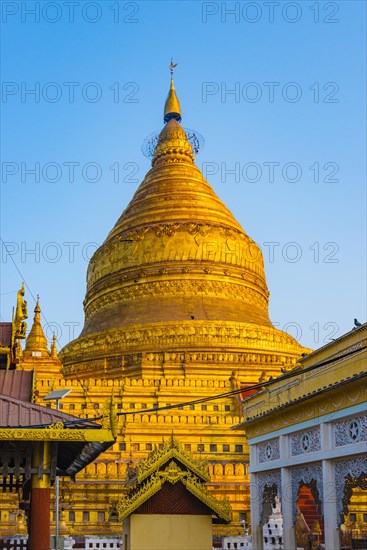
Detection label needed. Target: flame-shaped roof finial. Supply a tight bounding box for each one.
[164,58,181,123]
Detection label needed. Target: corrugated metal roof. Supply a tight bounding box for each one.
[0,323,12,346]
[0,394,97,428]
[0,370,33,401]
[0,396,114,477]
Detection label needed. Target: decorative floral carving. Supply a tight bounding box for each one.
[47,422,64,430]
[116,438,231,522]
[61,320,301,376]
[87,222,268,289]
[258,439,280,463]
[157,460,188,484]
[334,415,367,447]
[188,223,211,237]
[135,436,209,483]
[84,279,268,319]
[154,224,180,238]
[291,428,321,456]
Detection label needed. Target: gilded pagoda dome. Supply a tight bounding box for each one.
[61,73,307,378]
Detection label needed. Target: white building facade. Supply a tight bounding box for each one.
[238,325,367,550]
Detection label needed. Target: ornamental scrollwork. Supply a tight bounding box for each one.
[334,415,367,447]
[84,279,268,320]
[291,427,321,456]
[0,428,88,441]
[183,471,231,522]
[47,422,65,430]
[136,437,209,483]
[116,474,163,520]
[258,439,280,463]
[187,223,211,237]
[60,320,303,372]
[158,461,187,484]
[116,458,230,522]
[154,224,180,238]
[86,221,267,286]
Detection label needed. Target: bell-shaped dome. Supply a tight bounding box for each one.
[61,75,307,378]
[81,111,270,334]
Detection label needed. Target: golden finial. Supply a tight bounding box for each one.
[34,295,41,317]
[51,334,58,357]
[164,58,181,123]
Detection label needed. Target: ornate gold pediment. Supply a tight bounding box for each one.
[135,435,209,483]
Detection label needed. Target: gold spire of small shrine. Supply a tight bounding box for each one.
[51,334,58,357]
[164,58,181,123]
[24,298,50,357]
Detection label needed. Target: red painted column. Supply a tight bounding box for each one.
[29,487,51,550]
[29,442,51,550]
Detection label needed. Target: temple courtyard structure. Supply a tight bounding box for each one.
[1,68,365,549]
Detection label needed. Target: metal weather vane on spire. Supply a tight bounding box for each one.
[164,58,181,123]
[169,58,178,76]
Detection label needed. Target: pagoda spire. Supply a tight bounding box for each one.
[51,334,58,358]
[24,298,50,357]
[164,58,181,123]
[153,61,194,167]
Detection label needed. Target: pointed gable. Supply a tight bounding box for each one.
[117,437,231,523]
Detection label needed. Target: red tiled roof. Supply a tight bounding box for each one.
[0,370,33,401]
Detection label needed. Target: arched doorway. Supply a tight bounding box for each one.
[296,482,324,550]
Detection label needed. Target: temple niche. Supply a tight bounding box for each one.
[10,67,309,539]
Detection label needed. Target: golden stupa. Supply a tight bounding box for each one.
[61,73,287,380]
[10,66,310,538]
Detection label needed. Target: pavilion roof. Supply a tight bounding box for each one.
[131,435,210,484]
[0,394,96,428]
[0,322,12,347]
[117,436,231,523]
[0,394,116,479]
[0,370,33,402]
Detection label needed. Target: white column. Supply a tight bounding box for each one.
[250,472,264,550]
[279,435,287,460]
[280,467,296,550]
[322,459,340,550]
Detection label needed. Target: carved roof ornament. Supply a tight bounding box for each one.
[116,435,231,522]
[134,434,209,484]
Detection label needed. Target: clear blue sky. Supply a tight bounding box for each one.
[1,0,366,350]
